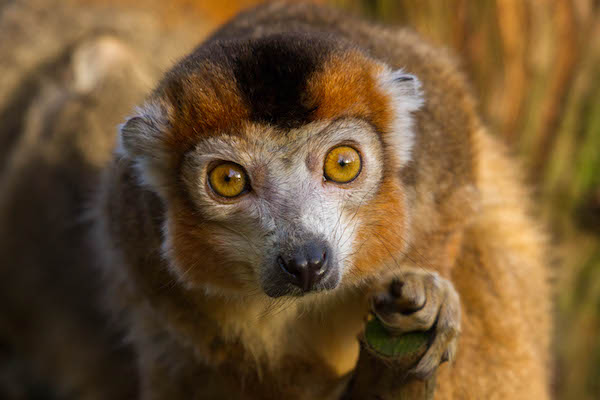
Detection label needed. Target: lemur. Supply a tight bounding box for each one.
[0,1,551,399]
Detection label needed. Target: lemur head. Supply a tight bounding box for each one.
[119,33,423,298]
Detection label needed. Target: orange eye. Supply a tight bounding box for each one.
[208,162,249,198]
[323,146,362,184]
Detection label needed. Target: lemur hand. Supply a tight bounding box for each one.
[371,269,461,379]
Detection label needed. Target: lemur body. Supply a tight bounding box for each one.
[0,1,551,399]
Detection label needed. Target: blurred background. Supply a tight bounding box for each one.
[1,0,598,399]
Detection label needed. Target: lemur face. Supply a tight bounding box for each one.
[119,34,423,297]
[178,118,385,297]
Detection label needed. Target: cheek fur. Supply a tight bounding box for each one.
[345,180,409,283]
[164,201,257,292]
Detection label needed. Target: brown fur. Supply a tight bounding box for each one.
[0,1,551,399]
[307,52,391,131]
[159,64,251,156]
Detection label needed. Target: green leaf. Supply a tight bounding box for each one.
[364,318,431,360]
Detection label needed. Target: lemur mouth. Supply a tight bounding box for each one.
[262,263,341,298]
[287,267,340,297]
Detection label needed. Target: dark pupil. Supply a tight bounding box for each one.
[224,169,239,183]
[338,155,350,167]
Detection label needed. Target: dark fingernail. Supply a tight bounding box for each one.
[441,351,449,363]
[372,294,387,308]
[390,280,404,297]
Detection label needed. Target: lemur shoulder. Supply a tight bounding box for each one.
[1,1,551,399]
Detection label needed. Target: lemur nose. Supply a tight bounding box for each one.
[278,242,329,292]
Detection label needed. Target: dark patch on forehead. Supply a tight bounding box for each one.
[231,34,334,130]
[156,32,344,138]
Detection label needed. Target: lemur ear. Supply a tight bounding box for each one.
[118,101,171,191]
[389,71,423,107]
[378,69,424,165]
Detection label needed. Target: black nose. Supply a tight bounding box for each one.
[278,242,330,292]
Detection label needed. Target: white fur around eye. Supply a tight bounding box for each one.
[377,68,424,165]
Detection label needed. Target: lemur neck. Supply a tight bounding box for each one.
[194,285,366,376]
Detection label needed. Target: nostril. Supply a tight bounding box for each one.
[317,257,327,275]
[311,252,327,270]
[306,248,327,271]
[321,250,327,265]
[278,256,293,276]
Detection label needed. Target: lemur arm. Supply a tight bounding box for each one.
[344,266,462,399]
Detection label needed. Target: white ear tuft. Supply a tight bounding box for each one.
[117,101,171,192]
[378,68,424,165]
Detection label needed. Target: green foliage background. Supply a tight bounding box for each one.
[329,0,600,398]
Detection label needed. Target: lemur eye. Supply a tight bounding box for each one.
[323,146,362,184]
[208,162,249,198]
